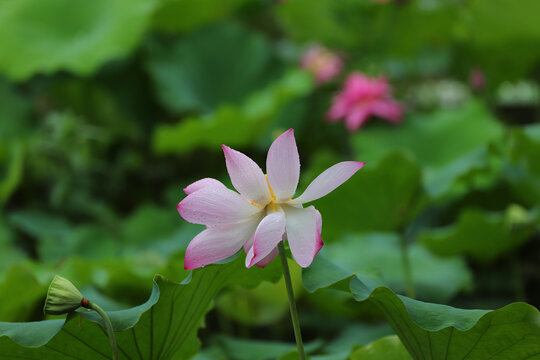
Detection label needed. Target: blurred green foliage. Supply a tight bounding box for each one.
[0,0,540,358]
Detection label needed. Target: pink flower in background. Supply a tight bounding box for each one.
[469,68,486,92]
[327,72,403,131]
[178,129,364,270]
[300,45,343,84]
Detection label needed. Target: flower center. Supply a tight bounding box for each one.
[248,175,281,212]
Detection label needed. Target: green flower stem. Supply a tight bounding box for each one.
[400,235,415,299]
[89,302,118,360]
[278,241,306,360]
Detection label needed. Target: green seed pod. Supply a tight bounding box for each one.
[44,275,84,315]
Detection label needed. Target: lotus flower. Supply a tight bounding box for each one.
[300,45,343,84]
[328,72,403,131]
[178,129,364,269]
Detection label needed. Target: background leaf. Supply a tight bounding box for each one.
[146,22,280,114]
[418,207,537,262]
[325,233,472,302]
[152,69,313,154]
[0,0,157,80]
[153,0,251,33]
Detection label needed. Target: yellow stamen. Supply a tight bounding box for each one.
[265,174,277,202]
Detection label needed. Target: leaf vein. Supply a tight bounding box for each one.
[61,328,110,359]
[131,327,143,360]
[443,327,454,360]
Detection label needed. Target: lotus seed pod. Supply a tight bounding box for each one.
[44,275,84,315]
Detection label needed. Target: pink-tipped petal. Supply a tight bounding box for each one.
[243,235,255,254]
[266,129,301,202]
[284,206,320,268]
[246,211,286,268]
[178,186,261,226]
[314,208,324,251]
[255,247,279,268]
[184,178,226,195]
[184,218,260,270]
[290,161,365,205]
[314,208,322,234]
[223,145,271,205]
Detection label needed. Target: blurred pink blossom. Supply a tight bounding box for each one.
[327,72,403,131]
[469,68,486,91]
[300,45,343,84]
[177,129,364,270]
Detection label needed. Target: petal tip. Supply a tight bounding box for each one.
[297,259,312,268]
[277,128,295,140]
[246,257,256,268]
[356,161,366,169]
[246,250,258,268]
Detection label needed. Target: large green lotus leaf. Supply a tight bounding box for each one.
[152,69,313,154]
[0,265,45,322]
[352,101,504,199]
[350,335,412,360]
[146,22,279,114]
[504,125,540,206]
[153,0,250,33]
[325,233,471,303]
[304,255,540,360]
[0,0,157,80]
[418,206,537,263]
[306,151,423,241]
[0,256,281,359]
